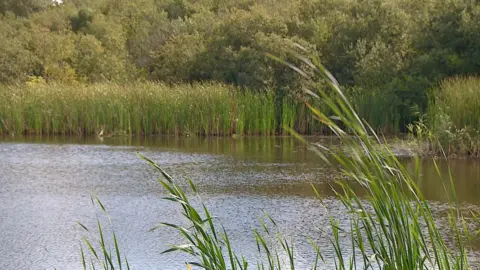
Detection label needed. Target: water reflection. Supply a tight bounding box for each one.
[0,136,479,269]
[410,159,480,204]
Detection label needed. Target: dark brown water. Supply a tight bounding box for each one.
[0,136,479,269]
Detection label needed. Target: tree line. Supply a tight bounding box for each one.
[1,0,479,131]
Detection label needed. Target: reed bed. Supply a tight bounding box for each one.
[421,76,480,156]
[0,83,287,136]
[0,82,402,137]
[348,87,401,134]
[432,77,480,131]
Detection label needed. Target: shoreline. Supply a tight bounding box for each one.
[2,134,479,159]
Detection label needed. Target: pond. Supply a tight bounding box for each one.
[0,136,479,269]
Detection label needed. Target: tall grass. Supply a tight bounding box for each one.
[431,77,480,131]
[347,87,401,134]
[79,52,477,269]
[0,82,406,137]
[420,76,480,156]
[0,82,283,136]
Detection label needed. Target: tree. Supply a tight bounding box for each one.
[0,13,39,83]
[31,25,76,82]
[0,0,52,17]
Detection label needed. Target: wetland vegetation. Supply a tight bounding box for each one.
[0,1,480,269]
[0,0,479,155]
[78,52,480,269]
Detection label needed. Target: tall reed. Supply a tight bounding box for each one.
[431,77,480,131]
[0,82,406,137]
[422,76,480,156]
[0,82,284,136]
[79,196,130,270]
[347,87,401,134]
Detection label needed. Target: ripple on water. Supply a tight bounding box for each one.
[1,137,480,269]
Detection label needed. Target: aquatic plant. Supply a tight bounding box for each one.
[79,196,130,270]
[0,81,412,137]
[409,76,480,157]
[0,83,283,136]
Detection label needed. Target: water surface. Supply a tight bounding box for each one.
[1,136,479,269]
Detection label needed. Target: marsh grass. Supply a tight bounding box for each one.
[0,82,405,137]
[347,87,401,134]
[431,77,480,132]
[78,54,478,269]
[414,77,480,156]
[0,83,283,136]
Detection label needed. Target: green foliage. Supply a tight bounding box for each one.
[1,0,480,132]
[0,13,40,83]
[0,0,52,17]
[150,32,206,82]
[159,0,196,20]
[70,9,93,32]
[30,24,77,83]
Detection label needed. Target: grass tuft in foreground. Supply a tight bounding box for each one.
[79,196,130,270]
